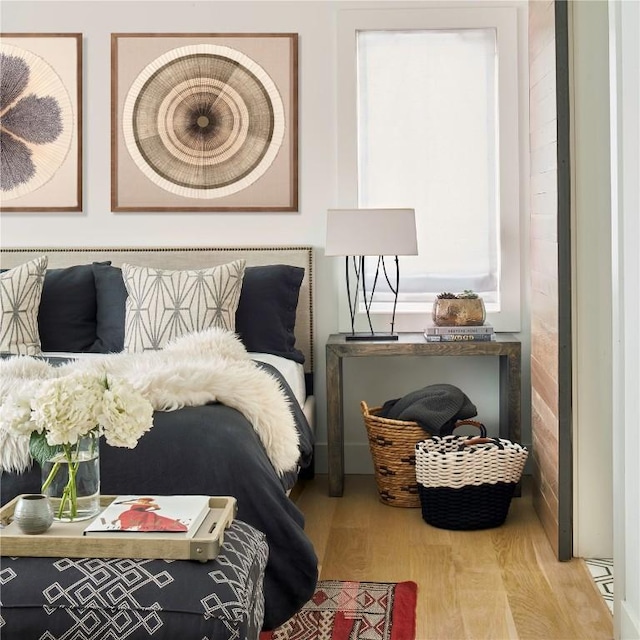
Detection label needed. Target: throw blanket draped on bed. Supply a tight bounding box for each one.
[0,328,300,476]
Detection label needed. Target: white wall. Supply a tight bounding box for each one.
[609,0,640,636]
[570,0,613,559]
[0,0,531,475]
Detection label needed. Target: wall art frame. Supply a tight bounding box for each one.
[111,33,298,213]
[0,33,83,213]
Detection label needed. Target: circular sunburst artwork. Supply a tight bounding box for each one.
[0,43,74,201]
[122,44,285,200]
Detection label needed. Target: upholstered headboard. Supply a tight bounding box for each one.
[0,246,314,373]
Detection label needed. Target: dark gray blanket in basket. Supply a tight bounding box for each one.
[379,383,477,435]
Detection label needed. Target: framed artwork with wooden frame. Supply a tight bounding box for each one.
[0,33,82,213]
[111,33,298,212]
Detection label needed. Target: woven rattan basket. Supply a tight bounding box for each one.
[361,400,426,508]
[361,401,487,508]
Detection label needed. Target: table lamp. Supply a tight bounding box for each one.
[326,208,417,341]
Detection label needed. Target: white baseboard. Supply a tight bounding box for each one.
[617,600,640,640]
[313,442,373,475]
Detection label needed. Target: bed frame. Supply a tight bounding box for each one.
[0,246,314,374]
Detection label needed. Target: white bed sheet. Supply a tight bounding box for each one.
[248,353,307,409]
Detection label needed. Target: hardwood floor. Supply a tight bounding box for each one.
[292,474,613,640]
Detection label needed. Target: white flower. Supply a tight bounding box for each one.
[2,370,153,457]
[31,373,104,446]
[100,376,153,448]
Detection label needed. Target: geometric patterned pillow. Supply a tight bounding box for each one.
[0,255,48,355]
[122,259,246,353]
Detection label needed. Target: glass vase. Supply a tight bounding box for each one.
[41,430,101,522]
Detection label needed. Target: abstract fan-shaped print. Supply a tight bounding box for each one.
[0,44,73,201]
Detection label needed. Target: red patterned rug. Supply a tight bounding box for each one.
[260,580,417,640]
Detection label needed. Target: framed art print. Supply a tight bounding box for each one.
[111,33,298,212]
[0,33,82,212]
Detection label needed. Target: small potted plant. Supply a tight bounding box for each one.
[432,290,486,326]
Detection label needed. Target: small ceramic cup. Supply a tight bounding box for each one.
[13,494,54,534]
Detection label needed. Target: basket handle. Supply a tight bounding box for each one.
[361,400,370,416]
[462,437,494,446]
[459,436,504,450]
[452,419,487,438]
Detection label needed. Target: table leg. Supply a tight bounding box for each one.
[326,347,344,497]
[500,348,522,495]
[499,354,509,441]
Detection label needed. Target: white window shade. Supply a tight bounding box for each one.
[358,28,500,306]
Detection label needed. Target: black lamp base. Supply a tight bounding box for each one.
[345,332,399,342]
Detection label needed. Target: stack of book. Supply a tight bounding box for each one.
[424,322,495,342]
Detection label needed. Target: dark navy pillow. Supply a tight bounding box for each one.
[90,262,128,353]
[235,265,305,364]
[38,264,101,352]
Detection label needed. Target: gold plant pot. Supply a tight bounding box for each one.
[432,298,486,326]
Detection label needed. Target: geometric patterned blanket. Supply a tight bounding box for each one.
[0,520,268,640]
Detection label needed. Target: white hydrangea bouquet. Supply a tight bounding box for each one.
[0,372,154,521]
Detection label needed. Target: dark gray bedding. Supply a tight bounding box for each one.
[0,360,318,630]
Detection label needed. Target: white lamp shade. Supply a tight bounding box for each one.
[325,208,418,256]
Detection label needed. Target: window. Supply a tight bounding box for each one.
[337,8,521,331]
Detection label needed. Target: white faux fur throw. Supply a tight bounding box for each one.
[0,328,300,476]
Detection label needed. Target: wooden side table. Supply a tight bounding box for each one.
[325,332,522,497]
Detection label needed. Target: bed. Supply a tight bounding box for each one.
[0,246,318,631]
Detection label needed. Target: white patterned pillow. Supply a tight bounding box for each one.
[0,255,48,355]
[122,260,246,352]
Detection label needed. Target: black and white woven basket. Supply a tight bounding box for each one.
[415,433,528,530]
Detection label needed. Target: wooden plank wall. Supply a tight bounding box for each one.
[528,0,562,558]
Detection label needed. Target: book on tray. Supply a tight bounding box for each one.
[83,495,210,538]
